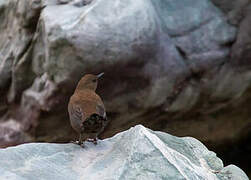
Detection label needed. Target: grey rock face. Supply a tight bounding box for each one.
[231,5,251,68]
[0,125,248,180]
[211,0,251,70]
[210,0,250,25]
[0,0,243,147]
[0,0,45,147]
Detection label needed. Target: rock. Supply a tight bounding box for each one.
[0,0,45,147]
[0,0,240,144]
[211,0,251,68]
[57,0,72,5]
[0,125,248,180]
[231,5,251,68]
[210,0,250,25]
[0,0,43,103]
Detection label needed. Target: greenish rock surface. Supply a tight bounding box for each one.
[0,125,248,180]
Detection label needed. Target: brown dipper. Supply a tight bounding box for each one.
[68,73,107,146]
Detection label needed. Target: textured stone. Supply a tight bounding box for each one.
[17,0,237,142]
[210,0,250,25]
[0,125,248,180]
[231,5,251,68]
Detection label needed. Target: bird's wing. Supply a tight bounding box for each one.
[69,103,84,122]
[96,103,106,119]
[69,90,106,121]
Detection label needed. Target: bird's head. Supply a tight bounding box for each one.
[76,72,104,91]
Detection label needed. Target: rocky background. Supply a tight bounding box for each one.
[0,0,250,177]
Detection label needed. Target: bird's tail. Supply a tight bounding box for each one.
[83,113,107,126]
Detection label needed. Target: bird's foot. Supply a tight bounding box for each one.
[93,139,97,145]
[87,138,98,145]
[71,140,83,145]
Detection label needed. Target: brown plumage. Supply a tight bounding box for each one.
[68,73,107,146]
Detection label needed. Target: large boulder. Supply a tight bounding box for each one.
[0,125,248,180]
[210,0,250,25]
[211,0,251,68]
[231,4,251,68]
[0,0,239,142]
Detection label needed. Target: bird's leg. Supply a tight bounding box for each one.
[71,126,85,146]
[93,137,97,145]
[78,133,82,145]
[87,135,98,145]
[70,133,82,145]
[78,126,86,146]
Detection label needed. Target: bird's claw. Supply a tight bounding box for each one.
[87,138,98,145]
[93,140,97,145]
[71,140,82,145]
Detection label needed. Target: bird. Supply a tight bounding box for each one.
[68,73,107,146]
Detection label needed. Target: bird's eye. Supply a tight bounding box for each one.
[92,79,97,83]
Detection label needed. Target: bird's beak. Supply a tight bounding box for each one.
[97,72,104,79]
